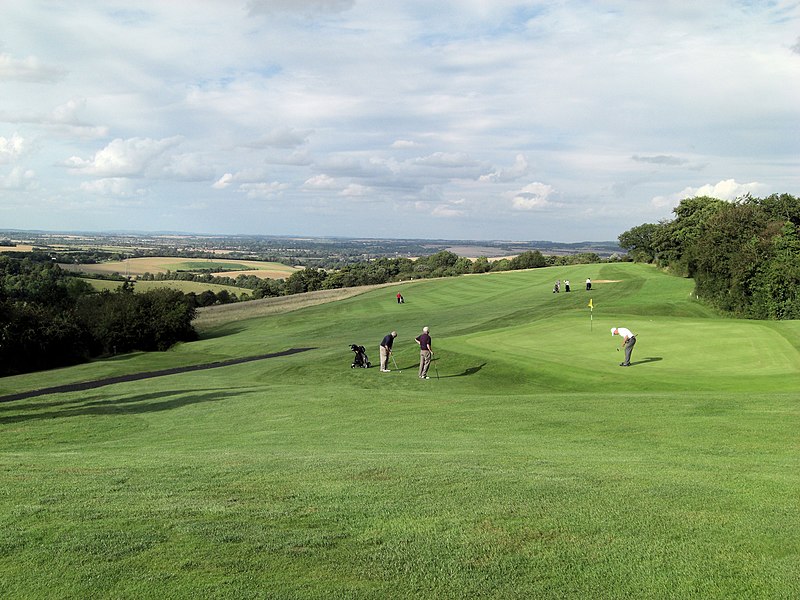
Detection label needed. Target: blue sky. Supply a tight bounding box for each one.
[1,0,799,241]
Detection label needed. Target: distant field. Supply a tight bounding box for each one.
[59,257,300,279]
[0,244,35,253]
[81,278,252,297]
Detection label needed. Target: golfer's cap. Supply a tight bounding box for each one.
[611,327,617,335]
[422,326,429,333]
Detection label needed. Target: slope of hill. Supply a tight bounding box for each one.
[1,263,798,599]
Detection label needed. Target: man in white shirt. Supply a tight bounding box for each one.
[611,327,636,366]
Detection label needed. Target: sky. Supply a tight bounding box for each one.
[1,1,799,242]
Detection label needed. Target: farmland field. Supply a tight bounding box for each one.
[81,278,252,297]
[0,263,798,599]
[59,257,301,279]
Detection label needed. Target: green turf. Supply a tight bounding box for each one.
[1,263,798,599]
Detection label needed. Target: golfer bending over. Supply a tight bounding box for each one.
[611,326,636,367]
[415,326,432,379]
[379,331,397,372]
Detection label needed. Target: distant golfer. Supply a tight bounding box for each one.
[564,279,571,292]
[379,331,397,372]
[415,326,432,379]
[611,326,636,367]
[396,292,404,304]
[586,278,592,291]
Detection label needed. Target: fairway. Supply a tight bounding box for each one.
[1,263,798,599]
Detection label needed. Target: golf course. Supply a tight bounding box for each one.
[1,262,798,598]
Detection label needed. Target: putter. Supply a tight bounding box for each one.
[432,354,439,380]
[391,353,401,373]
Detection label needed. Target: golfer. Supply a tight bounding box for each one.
[415,326,432,379]
[611,326,636,366]
[379,331,397,372]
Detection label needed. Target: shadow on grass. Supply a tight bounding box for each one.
[440,363,487,378]
[631,357,663,366]
[393,361,487,378]
[0,347,316,404]
[0,388,246,424]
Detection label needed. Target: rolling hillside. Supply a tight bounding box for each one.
[0,263,798,599]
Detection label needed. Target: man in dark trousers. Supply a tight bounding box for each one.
[612,327,636,366]
[379,331,397,372]
[415,326,432,379]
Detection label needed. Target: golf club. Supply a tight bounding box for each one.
[432,353,439,380]
[391,353,401,373]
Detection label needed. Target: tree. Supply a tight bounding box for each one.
[285,267,327,294]
[618,223,660,263]
[509,250,546,270]
[652,196,727,275]
[472,257,490,274]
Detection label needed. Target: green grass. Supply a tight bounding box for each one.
[1,263,798,599]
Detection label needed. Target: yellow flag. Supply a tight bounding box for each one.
[588,298,593,309]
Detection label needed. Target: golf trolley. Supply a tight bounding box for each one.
[350,344,371,368]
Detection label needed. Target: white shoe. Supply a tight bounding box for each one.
[381,369,391,372]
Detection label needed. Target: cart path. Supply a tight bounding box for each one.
[0,347,316,403]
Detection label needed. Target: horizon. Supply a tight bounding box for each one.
[0,227,621,247]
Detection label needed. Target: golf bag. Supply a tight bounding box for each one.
[350,344,371,368]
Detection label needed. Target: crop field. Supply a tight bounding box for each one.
[1,263,798,599]
[59,257,300,279]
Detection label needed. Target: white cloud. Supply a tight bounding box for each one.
[391,140,419,149]
[1,166,37,190]
[80,178,146,197]
[246,127,312,149]
[212,173,234,189]
[340,183,370,197]
[0,52,64,82]
[239,181,290,198]
[479,154,530,183]
[303,174,339,190]
[0,134,27,164]
[652,179,770,208]
[64,137,183,177]
[510,182,558,211]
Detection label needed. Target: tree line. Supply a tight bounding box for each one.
[0,255,196,377]
[133,250,605,298]
[618,193,800,319]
